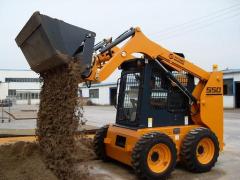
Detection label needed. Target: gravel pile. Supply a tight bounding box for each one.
[37,61,89,180]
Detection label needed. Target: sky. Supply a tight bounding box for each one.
[0,0,239,82]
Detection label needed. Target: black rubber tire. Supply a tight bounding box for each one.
[180,127,219,173]
[93,125,109,161]
[131,132,177,180]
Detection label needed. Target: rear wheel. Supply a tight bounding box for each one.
[131,132,177,180]
[180,127,219,172]
[93,125,109,161]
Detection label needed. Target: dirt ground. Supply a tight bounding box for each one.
[1,140,238,180]
[0,137,96,180]
[0,141,57,180]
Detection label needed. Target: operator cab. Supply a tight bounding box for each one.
[116,58,195,129]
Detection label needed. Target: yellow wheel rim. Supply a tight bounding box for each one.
[147,143,171,173]
[196,137,215,164]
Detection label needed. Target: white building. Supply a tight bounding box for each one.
[1,68,239,108]
[80,82,117,105]
[223,69,240,108]
[80,70,120,105]
[0,69,41,105]
[0,69,119,106]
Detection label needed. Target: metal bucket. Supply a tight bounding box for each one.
[15,11,96,73]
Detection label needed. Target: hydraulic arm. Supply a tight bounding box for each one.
[85,27,210,83]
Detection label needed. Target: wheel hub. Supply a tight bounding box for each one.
[197,145,204,155]
[147,143,171,173]
[151,152,159,162]
[196,137,215,164]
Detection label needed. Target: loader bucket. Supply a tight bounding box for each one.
[15,11,96,73]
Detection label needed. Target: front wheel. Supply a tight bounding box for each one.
[131,132,177,180]
[93,125,109,161]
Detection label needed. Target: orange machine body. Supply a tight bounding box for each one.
[104,125,201,166]
[88,27,223,168]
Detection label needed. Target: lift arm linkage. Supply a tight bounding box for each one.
[154,60,197,105]
[85,27,210,83]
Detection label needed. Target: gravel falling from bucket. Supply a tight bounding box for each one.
[36,61,83,180]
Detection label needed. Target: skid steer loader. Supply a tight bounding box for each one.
[16,12,223,180]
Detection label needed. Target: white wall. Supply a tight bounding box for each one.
[0,70,39,82]
[9,82,41,90]
[91,86,110,105]
[16,99,40,105]
[81,84,116,105]
[224,73,240,81]
[223,96,234,109]
[0,82,41,100]
[223,71,240,108]
[82,88,89,98]
[0,70,41,105]
[0,83,8,99]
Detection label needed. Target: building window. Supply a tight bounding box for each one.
[16,92,40,100]
[89,89,99,98]
[5,78,40,83]
[31,93,39,99]
[223,79,233,95]
[8,89,16,97]
[32,93,39,99]
[78,89,83,97]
